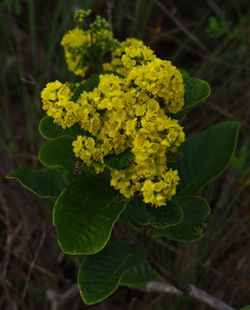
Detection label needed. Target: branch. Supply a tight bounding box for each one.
[147,254,235,310]
[44,278,235,309]
[144,281,235,310]
[148,255,190,295]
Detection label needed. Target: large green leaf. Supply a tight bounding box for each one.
[77,241,146,304]
[6,168,72,198]
[53,178,127,255]
[39,116,84,140]
[39,136,76,171]
[128,197,183,228]
[120,261,155,288]
[155,195,210,242]
[171,121,240,195]
[178,71,211,115]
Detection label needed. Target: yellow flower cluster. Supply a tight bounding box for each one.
[103,38,155,76]
[41,81,80,128]
[110,95,185,206]
[61,14,118,77]
[72,75,135,172]
[42,20,186,206]
[128,58,184,114]
[74,9,91,24]
[61,28,91,77]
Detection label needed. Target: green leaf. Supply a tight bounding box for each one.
[104,150,134,170]
[6,168,72,198]
[39,136,76,171]
[167,151,184,163]
[178,71,211,115]
[240,306,250,310]
[77,241,146,304]
[171,121,240,195]
[53,178,127,255]
[120,261,155,288]
[156,195,210,242]
[39,116,84,140]
[128,197,183,228]
[120,207,142,230]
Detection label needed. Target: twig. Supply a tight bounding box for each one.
[46,290,59,310]
[58,285,78,306]
[46,285,79,309]
[154,0,209,53]
[149,255,190,295]
[147,254,235,310]
[1,225,21,279]
[144,281,235,310]
[206,0,223,18]
[153,238,240,288]
[128,296,137,310]
[21,226,46,301]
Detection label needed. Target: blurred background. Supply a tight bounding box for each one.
[0,0,250,309]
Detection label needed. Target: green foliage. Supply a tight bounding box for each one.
[155,196,210,242]
[179,71,211,115]
[6,168,72,198]
[130,0,154,37]
[207,15,231,38]
[39,136,76,170]
[127,197,183,228]
[53,177,127,254]
[171,121,240,195]
[230,145,248,171]
[77,241,146,304]
[39,116,84,140]
[240,306,250,310]
[120,261,156,288]
[74,9,91,25]
[1,0,22,15]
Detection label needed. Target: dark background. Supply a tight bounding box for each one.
[0,0,250,309]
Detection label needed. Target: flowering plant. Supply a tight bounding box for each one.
[7,10,239,305]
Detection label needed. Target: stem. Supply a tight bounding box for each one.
[147,256,235,310]
[144,281,235,310]
[149,255,190,295]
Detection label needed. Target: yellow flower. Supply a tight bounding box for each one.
[102,38,146,76]
[61,28,90,47]
[61,28,91,77]
[72,135,105,173]
[141,170,180,207]
[141,179,155,202]
[111,165,141,199]
[121,44,155,70]
[41,81,80,128]
[128,58,185,114]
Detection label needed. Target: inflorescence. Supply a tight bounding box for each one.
[41,10,185,207]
